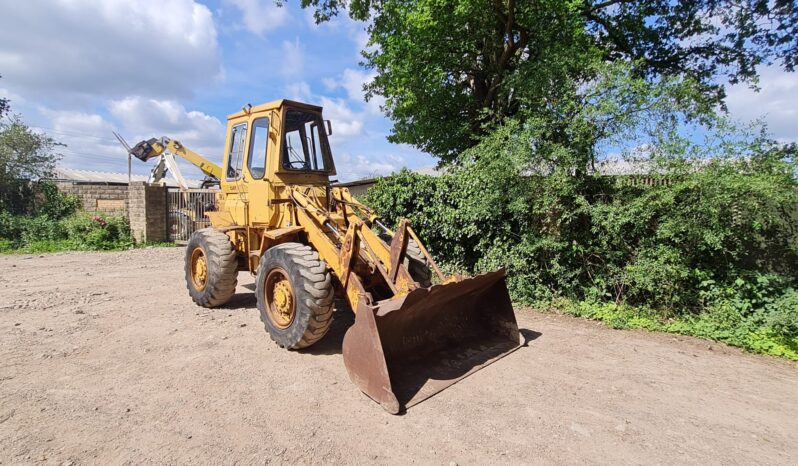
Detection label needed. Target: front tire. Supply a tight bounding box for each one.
[184,228,238,308]
[256,243,334,349]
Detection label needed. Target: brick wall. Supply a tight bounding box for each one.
[128,182,167,243]
[55,181,128,215]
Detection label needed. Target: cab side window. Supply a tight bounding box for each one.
[247,118,269,179]
[226,123,247,180]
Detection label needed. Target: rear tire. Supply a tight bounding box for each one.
[169,210,194,241]
[184,228,238,308]
[256,243,334,349]
[405,239,433,287]
[378,233,433,287]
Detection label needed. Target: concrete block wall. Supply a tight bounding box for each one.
[54,181,128,215]
[128,182,168,243]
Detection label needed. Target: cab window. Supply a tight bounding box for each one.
[225,123,247,180]
[247,117,269,179]
[282,108,332,172]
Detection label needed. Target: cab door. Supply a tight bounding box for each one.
[242,113,275,225]
[220,118,248,225]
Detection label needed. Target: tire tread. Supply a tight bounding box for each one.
[184,228,238,308]
[256,242,334,349]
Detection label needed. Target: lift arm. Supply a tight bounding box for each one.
[129,137,223,180]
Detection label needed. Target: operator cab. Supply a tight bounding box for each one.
[281,108,334,173]
[222,100,336,190]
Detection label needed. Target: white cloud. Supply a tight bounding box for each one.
[285,82,312,101]
[0,87,26,107]
[325,68,385,114]
[726,66,798,141]
[45,110,116,137]
[319,97,365,139]
[340,69,372,101]
[108,97,226,159]
[0,0,221,100]
[280,81,366,142]
[353,30,371,54]
[33,108,128,172]
[281,38,305,78]
[0,1,437,180]
[225,0,290,35]
[335,153,400,180]
[322,77,338,92]
[31,98,226,176]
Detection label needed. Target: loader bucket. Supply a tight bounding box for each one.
[342,269,520,413]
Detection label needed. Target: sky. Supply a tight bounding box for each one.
[0,0,434,182]
[0,0,796,182]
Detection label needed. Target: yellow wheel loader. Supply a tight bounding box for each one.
[129,99,520,413]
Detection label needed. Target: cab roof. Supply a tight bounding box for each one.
[226,99,323,120]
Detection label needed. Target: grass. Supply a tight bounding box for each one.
[0,239,178,254]
[0,239,84,254]
[553,300,798,361]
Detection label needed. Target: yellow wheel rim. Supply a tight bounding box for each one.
[190,247,208,291]
[265,268,295,329]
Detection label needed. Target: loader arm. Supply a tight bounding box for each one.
[288,186,412,311]
[129,137,223,180]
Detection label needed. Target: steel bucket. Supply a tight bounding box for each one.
[342,269,520,413]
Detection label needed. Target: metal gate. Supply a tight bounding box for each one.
[167,188,218,243]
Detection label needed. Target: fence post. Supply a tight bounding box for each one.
[128,182,168,244]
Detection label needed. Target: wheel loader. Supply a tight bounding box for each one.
[129,99,520,413]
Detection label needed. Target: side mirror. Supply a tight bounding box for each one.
[325,119,333,136]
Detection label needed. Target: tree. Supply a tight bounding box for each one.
[0,115,63,213]
[295,0,797,162]
[365,65,798,306]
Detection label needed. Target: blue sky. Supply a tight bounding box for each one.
[0,0,435,181]
[0,0,796,182]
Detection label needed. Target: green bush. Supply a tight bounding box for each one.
[366,158,798,310]
[364,120,798,358]
[555,299,798,360]
[762,289,798,338]
[0,181,80,218]
[0,210,21,240]
[0,179,129,252]
[0,212,132,252]
[36,182,80,219]
[61,214,132,250]
[0,238,12,252]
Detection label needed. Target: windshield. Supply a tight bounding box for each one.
[282,108,333,172]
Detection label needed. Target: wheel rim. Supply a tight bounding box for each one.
[265,268,295,329]
[190,247,208,291]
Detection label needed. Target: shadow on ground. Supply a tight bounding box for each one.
[231,287,542,360]
[302,307,354,356]
[520,328,542,346]
[220,291,257,310]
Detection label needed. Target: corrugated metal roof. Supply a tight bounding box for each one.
[414,165,444,176]
[334,166,443,188]
[52,167,204,188]
[591,158,656,176]
[334,178,378,188]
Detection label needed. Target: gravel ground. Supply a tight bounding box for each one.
[0,247,796,465]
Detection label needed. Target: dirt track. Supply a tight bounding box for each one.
[1,247,796,465]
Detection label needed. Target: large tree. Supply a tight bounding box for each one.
[0,112,63,213]
[296,0,797,162]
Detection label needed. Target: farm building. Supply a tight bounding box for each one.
[50,168,204,216]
